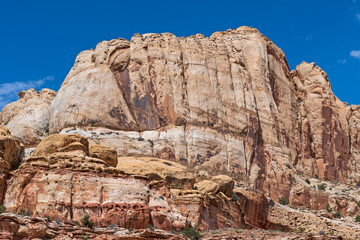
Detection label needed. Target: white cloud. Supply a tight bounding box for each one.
[0,76,54,110]
[305,34,313,41]
[337,59,347,64]
[350,50,360,60]
[357,13,360,21]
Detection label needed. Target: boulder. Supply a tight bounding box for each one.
[32,134,89,157]
[89,145,118,167]
[116,157,194,189]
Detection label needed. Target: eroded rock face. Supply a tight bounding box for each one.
[2,134,266,232]
[0,213,185,240]
[44,26,360,204]
[116,156,194,189]
[268,202,360,239]
[0,127,23,166]
[0,127,23,203]
[292,63,351,182]
[48,27,297,201]
[194,175,234,197]
[0,88,56,146]
[233,188,269,228]
[89,145,118,167]
[1,26,360,238]
[32,134,89,156]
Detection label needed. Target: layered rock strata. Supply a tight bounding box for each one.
[36,26,359,203]
[1,26,360,239]
[2,134,267,232]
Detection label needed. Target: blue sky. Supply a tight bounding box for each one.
[1,0,360,109]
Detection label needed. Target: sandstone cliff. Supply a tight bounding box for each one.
[44,26,360,200]
[1,26,360,239]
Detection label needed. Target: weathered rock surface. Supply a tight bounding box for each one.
[116,156,194,189]
[268,202,360,239]
[40,26,360,205]
[0,213,185,240]
[48,27,296,201]
[1,26,360,238]
[2,134,266,233]
[32,133,89,156]
[0,127,23,203]
[194,175,234,197]
[291,63,352,182]
[0,127,23,166]
[90,145,118,167]
[233,188,269,229]
[0,213,348,240]
[0,88,56,146]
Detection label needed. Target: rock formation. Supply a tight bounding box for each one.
[2,134,267,232]
[1,26,360,239]
[0,88,56,146]
[42,26,360,201]
[0,127,23,203]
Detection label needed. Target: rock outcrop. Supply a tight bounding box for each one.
[2,133,267,233]
[1,26,360,239]
[42,26,360,205]
[0,88,56,146]
[0,127,23,203]
[48,27,297,200]
[291,63,351,182]
[0,213,185,239]
[0,213,343,240]
[32,133,89,156]
[90,145,118,167]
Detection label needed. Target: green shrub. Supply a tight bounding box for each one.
[18,209,26,215]
[17,209,32,216]
[11,161,21,170]
[0,205,6,214]
[182,225,200,240]
[317,183,326,191]
[305,178,310,185]
[334,211,341,219]
[232,192,240,202]
[138,136,144,141]
[326,203,332,213]
[358,201,360,208]
[148,139,154,147]
[108,223,117,228]
[147,224,155,231]
[81,215,94,228]
[81,235,90,240]
[356,215,360,223]
[356,181,360,188]
[278,196,289,205]
[73,221,80,226]
[45,215,51,221]
[297,227,306,233]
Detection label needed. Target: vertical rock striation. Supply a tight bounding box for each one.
[48,27,300,200]
[2,26,360,205]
